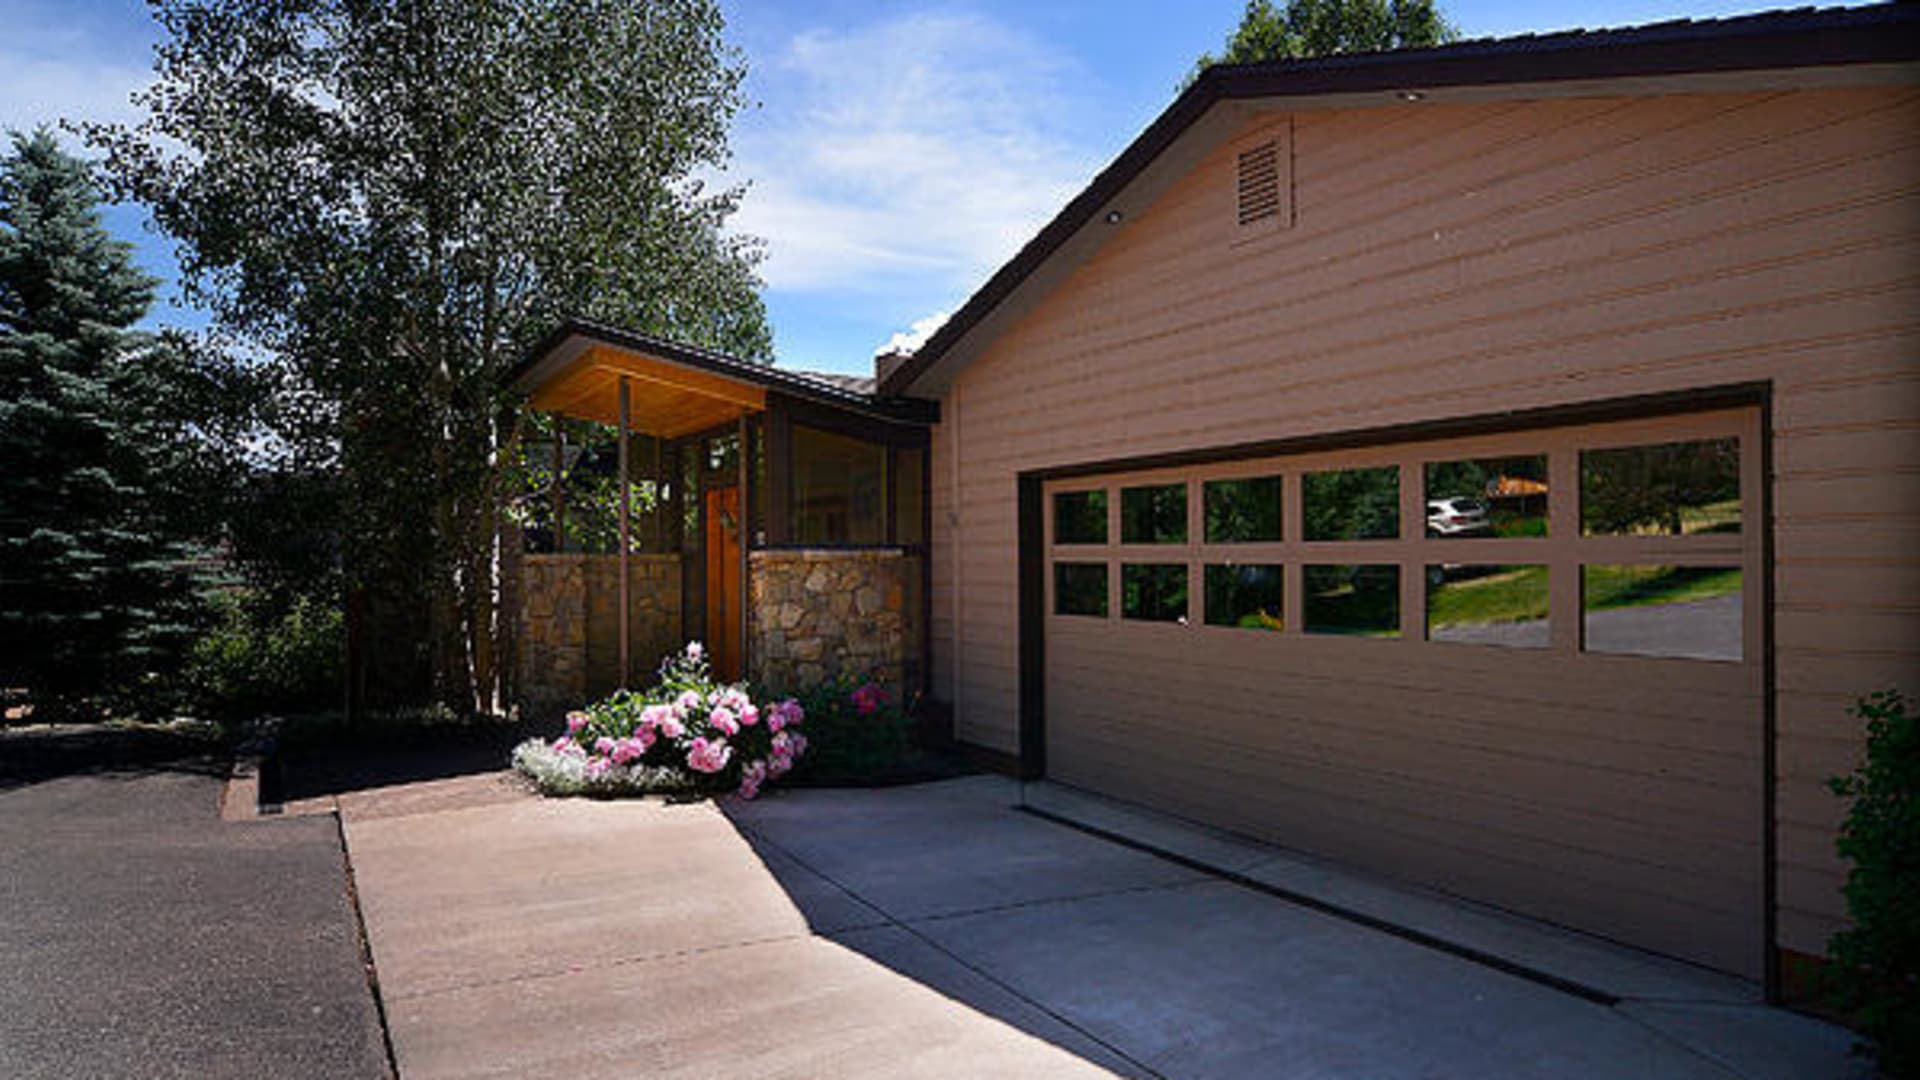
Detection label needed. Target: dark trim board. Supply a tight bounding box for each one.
[1760,385,1780,1004]
[1013,381,1777,977]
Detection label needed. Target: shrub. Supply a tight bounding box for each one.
[182,591,344,722]
[512,642,805,800]
[1826,689,1919,1078]
[783,673,916,786]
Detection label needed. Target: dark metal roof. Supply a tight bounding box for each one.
[879,3,1920,396]
[512,317,936,425]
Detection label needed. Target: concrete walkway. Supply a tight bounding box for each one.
[339,772,1864,1080]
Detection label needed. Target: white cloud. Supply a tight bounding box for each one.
[875,309,950,358]
[0,23,151,143]
[729,11,1103,296]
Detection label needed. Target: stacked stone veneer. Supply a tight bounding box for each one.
[748,549,921,695]
[517,553,681,714]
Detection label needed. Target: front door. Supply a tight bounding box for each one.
[704,485,743,681]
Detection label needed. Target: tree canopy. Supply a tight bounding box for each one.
[86,0,773,714]
[0,129,211,718]
[1193,0,1458,78]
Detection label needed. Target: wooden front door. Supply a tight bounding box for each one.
[703,485,743,681]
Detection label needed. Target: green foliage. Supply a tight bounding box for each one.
[0,129,217,719]
[86,0,773,715]
[1827,689,1920,1078]
[1302,467,1399,541]
[183,591,346,722]
[1192,0,1458,82]
[784,673,915,786]
[1580,439,1740,537]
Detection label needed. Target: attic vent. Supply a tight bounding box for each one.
[1236,139,1282,227]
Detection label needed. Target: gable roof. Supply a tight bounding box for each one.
[878,3,1920,398]
[513,318,936,428]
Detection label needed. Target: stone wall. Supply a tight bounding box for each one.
[748,549,922,696]
[516,554,680,714]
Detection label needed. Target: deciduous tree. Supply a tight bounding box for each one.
[88,0,772,715]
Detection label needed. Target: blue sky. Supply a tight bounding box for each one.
[1,0,1841,375]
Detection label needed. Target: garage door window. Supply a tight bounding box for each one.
[1122,563,1189,622]
[1428,565,1550,648]
[1054,563,1108,617]
[1045,408,1754,665]
[1204,477,1283,542]
[1205,563,1284,630]
[1054,490,1108,545]
[1121,484,1187,544]
[1425,454,1548,538]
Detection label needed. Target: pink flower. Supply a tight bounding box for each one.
[594,736,616,755]
[686,642,705,662]
[766,753,791,779]
[708,706,739,737]
[553,736,573,752]
[655,713,685,740]
[585,757,612,780]
[566,711,590,733]
[639,703,675,732]
[686,736,732,774]
[739,702,760,727]
[610,737,646,765]
[787,732,808,757]
[851,683,883,716]
[674,690,703,717]
[634,727,656,752]
[742,760,768,787]
[767,699,803,732]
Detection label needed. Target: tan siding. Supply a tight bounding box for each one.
[927,87,1920,968]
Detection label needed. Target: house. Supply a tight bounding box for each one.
[512,5,1920,996]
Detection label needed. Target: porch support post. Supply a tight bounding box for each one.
[737,414,750,681]
[618,377,632,688]
[552,423,566,553]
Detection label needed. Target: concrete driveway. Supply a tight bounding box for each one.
[338,772,1861,1080]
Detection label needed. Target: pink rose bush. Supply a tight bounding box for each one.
[512,642,804,799]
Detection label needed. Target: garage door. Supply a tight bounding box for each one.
[1042,407,1764,977]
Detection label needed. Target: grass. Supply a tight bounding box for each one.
[1425,563,1742,631]
[1582,564,1742,612]
[1428,566,1550,628]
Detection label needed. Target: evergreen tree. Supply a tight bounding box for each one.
[0,129,205,719]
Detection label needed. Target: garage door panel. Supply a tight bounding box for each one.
[1042,408,1765,977]
[1048,706,1760,859]
[1049,639,1761,758]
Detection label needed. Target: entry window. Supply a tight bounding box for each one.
[1304,467,1399,541]
[1122,563,1188,622]
[1583,565,1742,661]
[1054,490,1108,545]
[894,447,926,546]
[1205,477,1283,543]
[1205,564,1283,631]
[1581,438,1740,537]
[791,425,886,545]
[1121,484,1186,544]
[1055,563,1109,618]
[1425,455,1547,538]
[1304,564,1400,637]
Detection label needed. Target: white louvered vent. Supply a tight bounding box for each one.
[1236,139,1282,228]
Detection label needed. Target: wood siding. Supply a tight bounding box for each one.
[927,87,1920,967]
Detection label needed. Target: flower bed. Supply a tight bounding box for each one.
[512,643,806,799]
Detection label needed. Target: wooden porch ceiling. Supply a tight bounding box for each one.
[527,344,766,438]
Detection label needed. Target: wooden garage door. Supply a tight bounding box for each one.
[1043,407,1765,978]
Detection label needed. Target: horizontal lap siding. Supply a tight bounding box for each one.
[928,88,1920,962]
